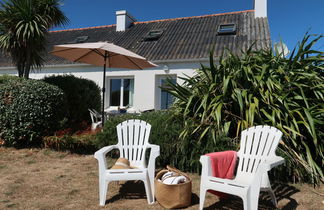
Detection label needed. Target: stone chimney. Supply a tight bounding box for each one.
[116,10,136,32]
[254,0,267,18]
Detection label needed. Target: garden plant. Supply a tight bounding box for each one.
[43,74,101,129]
[0,75,66,146]
[95,110,234,172]
[163,34,324,185]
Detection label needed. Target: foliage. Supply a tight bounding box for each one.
[0,0,68,78]
[43,132,97,154]
[95,110,235,172]
[163,34,324,184]
[0,74,22,84]
[43,74,101,127]
[0,77,66,146]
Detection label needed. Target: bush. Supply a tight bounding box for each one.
[164,34,324,184]
[95,110,235,172]
[0,77,66,147]
[43,75,101,127]
[0,74,22,84]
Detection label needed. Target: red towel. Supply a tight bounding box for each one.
[206,150,237,198]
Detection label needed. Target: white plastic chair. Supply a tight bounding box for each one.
[88,109,102,130]
[94,119,160,206]
[199,125,285,210]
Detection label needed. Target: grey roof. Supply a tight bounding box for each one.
[0,10,271,67]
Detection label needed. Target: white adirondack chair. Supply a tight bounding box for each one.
[88,109,102,130]
[94,119,160,206]
[199,125,285,210]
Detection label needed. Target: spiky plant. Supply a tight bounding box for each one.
[165,34,324,184]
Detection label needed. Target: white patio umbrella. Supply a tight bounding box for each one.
[50,42,157,126]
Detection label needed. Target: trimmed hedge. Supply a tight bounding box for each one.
[95,110,234,172]
[0,77,66,147]
[43,75,101,127]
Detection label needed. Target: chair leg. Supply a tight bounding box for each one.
[91,123,96,131]
[261,173,278,207]
[245,193,258,210]
[199,187,207,210]
[267,188,278,207]
[99,179,109,206]
[148,173,155,202]
[143,179,154,204]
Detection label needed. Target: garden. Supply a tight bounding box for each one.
[0,34,323,209]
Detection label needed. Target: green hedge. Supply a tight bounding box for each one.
[95,110,234,172]
[43,75,101,127]
[0,76,66,147]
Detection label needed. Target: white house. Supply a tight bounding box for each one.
[0,0,270,113]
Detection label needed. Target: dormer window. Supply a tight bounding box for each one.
[218,24,236,35]
[143,30,163,41]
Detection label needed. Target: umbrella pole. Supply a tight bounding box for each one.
[102,51,108,127]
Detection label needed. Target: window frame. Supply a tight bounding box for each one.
[156,75,177,110]
[143,29,164,41]
[107,77,134,109]
[217,24,236,35]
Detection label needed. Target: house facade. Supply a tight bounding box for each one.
[0,0,270,113]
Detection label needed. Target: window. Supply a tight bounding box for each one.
[143,30,163,41]
[160,77,176,109]
[218,24,236,35]
[68,36,89,44]
[109,78,134,107]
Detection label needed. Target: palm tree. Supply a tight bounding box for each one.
[0,0,68,78]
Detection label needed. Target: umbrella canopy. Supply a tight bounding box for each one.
[51,42,157,69]
[50,42,158,126]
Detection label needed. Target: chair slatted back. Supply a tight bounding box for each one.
[236,125,282,177]
[116,119,151,168]
[88,109,101,123]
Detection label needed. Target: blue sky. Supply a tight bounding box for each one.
[54,0,323,52]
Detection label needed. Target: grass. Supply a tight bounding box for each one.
[0,147,323,209]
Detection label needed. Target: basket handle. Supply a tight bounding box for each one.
[156,169,168,179]
[166,165,191,180]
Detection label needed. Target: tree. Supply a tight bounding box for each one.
[0,0,68,78]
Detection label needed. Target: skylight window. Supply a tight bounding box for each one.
[75,36,89,43]
[218,24,236,35]
[68,36,89,44]
[143,30,163,41]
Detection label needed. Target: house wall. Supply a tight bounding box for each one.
[0,61,205,112]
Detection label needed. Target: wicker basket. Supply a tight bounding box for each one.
[155,166,192,209]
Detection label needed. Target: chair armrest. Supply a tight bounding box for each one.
[147,144,160,176]
[251,156,285,190]
[94,145,118,170]
[147,144,160,160]
[147,144,160,169]
[263,156,285,171]
[200,155,212,177]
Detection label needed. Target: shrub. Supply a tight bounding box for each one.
[43,75,101,127]
[0,77,66,147]
[0,74,22,84]
[95,110,235,172]
[164,34,324,184]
